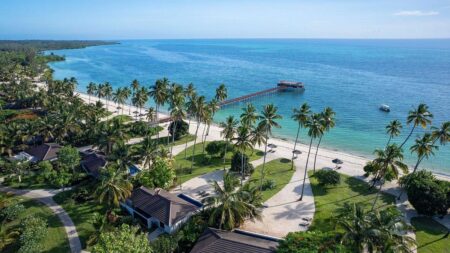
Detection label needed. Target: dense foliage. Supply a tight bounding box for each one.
[91,224,152,253]
[205,140,231,157]
[135,157,175,189]
[277,231,349,253]
[168,119,189,140]
[230,152,254,175]
[314,169,341,186]
[18,216,48,253]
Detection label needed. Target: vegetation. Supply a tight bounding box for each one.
[314,169,340,186]
[277,231,349,253]
[92,224,153,253]
[411,217,449,253]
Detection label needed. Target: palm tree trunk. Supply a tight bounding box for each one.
[299,137,314,201]
[241,151,245,185]
[190,120,201,170]
[259,130,270,191]
[386,135,392,147]
[156,104,160,139]
[184,117,191,158]
[371,183,384,211]
[223,141,228,170]
[88,94,91,104]
[170,120,177,155]
[201,124,207,154]
[291,125,301,170]
[313,135,323,173]
[400,125,416,149]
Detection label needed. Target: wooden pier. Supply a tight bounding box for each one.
[219,86,287,107]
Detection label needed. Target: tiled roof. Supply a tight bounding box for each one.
[24,143,61,161]
[190,228,279,253]
[81,153,107,177]
[130,187,198,226]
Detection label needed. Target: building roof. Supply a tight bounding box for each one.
[190,228,279,253]
[24,143,62,162]
[129,187,198,226]
[81,153,107,177]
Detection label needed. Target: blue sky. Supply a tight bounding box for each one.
[1,0,449,39]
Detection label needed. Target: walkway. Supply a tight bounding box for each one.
[0,186,83,253]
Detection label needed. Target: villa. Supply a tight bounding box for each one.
[190,228,279,253]
[80,150,107,178]
[121,186,201,234]
[13,143,62,162]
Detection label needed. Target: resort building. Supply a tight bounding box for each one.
[80,150,107,178]
[121,187,201,234]
[190,228,279,253]
[14,143,62,162]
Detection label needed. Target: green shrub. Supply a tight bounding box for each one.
[261,179,276,191]
[1,203,25,221]
[314,169,340,186]
[168,119,189,140]
[205,140,231,157]
[19,216,48,253]
[230,152,254,175]
[277,231,349,253]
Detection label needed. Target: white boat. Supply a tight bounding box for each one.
[379,104,390,112]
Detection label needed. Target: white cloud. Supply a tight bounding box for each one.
[393,10,439,16]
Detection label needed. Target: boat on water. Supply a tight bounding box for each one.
[277,81,305,92]
[379,104,390,112]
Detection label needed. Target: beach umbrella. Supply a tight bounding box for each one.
[117,106,122,110]
[292,149,302,158]
[268,143,277,149]
[332,158,343,169]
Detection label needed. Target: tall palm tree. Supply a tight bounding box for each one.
[371,144,408,210]
[112,87,125,112]
[131,79,140,93]
[215,83,228,102]
[149,78,169,138]
[137,136,158,169]
[400,103,433,148]
[299,113,324,201]
[103,82,113,110]
[95,168,133,209]
[169,100,186,154]
[313,107,335,172]
[96,83,105,103]
[220,116,238,169]
[233,124,254,183]
[203,172,262,230]
[385,119,402,146]
[184,93,198,158]
[431,121,450,145]
[291,103,311,169]
[190,96,207,170]
[240,103,258,127]
[257,104,282,189]
[146,107,157,124]
[410,133,437,172]
[87,82,97,104]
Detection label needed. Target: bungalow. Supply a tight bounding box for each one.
[121,186,200,234]
[190,228,280,253]
[80,151,107,178]
[14,143,62,162]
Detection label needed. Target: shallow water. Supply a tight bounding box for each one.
[47,39,450,174]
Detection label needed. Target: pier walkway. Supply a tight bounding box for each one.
[219,86,287,107]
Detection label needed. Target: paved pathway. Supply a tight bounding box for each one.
[0,186,83,253]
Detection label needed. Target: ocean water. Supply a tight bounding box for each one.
[47,39,450,174]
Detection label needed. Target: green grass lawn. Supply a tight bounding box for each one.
[2,174,56,190]
[248,158,294,202]
[53,189,106,250]
[174,142,263,184]
[308,172,396,232]
[1,193,70,253]
[412,217,449,253]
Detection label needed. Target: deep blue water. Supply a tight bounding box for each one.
[47,39,450,174]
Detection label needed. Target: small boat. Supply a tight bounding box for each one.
[379,104,390,112]
[277,81,305,92]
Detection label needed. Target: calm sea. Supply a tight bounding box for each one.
[47,39,450,174]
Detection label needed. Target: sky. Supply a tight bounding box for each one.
[1,0,449,39]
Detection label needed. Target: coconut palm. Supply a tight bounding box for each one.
[371,144,408,210]
[201,106,213,154]
[149,78,169,138]
[184,93,198,158]
[257,104,282,189]
[215,83,228,102]
[240,103,258,127]
[112,87,125,112]
[87,82,97,104]
[431,121,450,145]
[96,83,105,102]
[291,103,311,169]
[400,103,433,148]
[220,116,238,168]
[146,107,157,124]
[137,136,158,169]
[169,101,186,154]
[203,172,262,230]
[120,87,131,115]
[299,113,324,201]
[190,96,207,170]
[313,107,335,172]
[385,119,402,146]
[103,82,113,110]
[233,123,254,183]
[95,168,133,209]
[131,79,140,92]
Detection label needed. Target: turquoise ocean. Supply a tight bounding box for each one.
[47,39,450,175]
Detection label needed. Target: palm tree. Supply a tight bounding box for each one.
[131,79,140,93]
[220,116,238,169]
[95,168,133,209]
[103,82,113,110]
[313,107,335,172]
[371,144,408,210]
[233,124,254,183]
[385,119,402,146]
[184,93,197,158]
[190,96,207,170]
[431,121,450,145]
[96,83,105,103]
[149,78,169,138]
[257,104,282,189]
[112,87,124,112]
[400,103,433,148]
[204,99,220,139]
[291,103,311,169]
[137,136,158,169]
[169,101,186,154]
[299,113,324,201]
[146,107,157,124]
[215,83,228,102]
[203,172,262,230]
[87,82,97,104]
[240,103,258,127]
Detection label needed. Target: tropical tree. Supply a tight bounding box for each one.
[168,84,185,150]
[431,121,450,145]
[103,82,113,109]
[190,96,207,170]
[370,144,408,209]
[87,82,97,104]
[313,107,335,172]
[146,107,157,124]
[385,119,402,146]
[136,136,158,169]
[400,103,433,148]
[57,145,81,174]
[257,104,282,189]
[220,116,238,168]
[183,86,197,158]
[95,168,133,209]
[299,113,324,201]
[240,103,258,127]
[92,224,153,253]
[215,83,227,102]
[112,87,125,113]
[203,172,262,230]
[291,103,311,169]
[96,83,105,102]
[149,78,169,138]
[233,123,254,183]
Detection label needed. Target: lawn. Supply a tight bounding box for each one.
[1,193,70,253]
[174,142,263,184]
[2,174,56,189]
[53,189,106,250]
[412,217,449,253]
[308,172,396,232]
[248,158,294,202]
